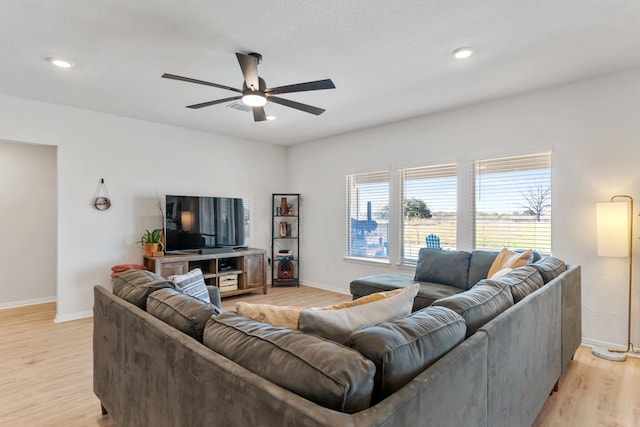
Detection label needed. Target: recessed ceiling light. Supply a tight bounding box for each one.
[47,57,74,68]
[266,115,276,121]
[452,47,474,59]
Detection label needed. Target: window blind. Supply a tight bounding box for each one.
[399,164,457,262]
[345,171,390,260]
[472,153,552,253]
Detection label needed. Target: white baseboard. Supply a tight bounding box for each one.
[54,310,93,323]
[0,296,56,311]
[581,337,627,351]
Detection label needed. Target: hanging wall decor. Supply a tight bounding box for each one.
[94,178,112,210]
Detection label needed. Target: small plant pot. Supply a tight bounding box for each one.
[144,243,159,257]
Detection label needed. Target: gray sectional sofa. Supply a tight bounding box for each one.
[93,249,581,427]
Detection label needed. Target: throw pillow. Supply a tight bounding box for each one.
[168,268,210,303]
[235,287,407,329]
[487,248,532,279]
[322,286,406,309]
[236,302,303,329]
[298,283,419,345]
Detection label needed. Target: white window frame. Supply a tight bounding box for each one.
[345,170,390,262]
[399,163,457,264]
[471,153,552,254]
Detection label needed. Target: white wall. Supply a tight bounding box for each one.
[0,94,287,321]
[288,68,640,350]
[0,140,57,308]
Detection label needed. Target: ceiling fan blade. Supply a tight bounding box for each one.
[235,53,260,91]
[162,73,242,93]
[267,96,326,115]
[252,106,267,122]
[265,79,335,95]
[186,96,241,109]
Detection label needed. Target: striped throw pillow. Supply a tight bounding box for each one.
[169,268,210,303]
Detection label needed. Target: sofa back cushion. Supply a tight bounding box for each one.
[348,306,466,403]
[112,269,175,310]
[147,288,222,342]
[467,250,500,288]
[203,313,375,413]
[432,280,514,337]
[490,265,544,303]
[532,256,567,283]
[298,283,419,344]
[414,248,472,290]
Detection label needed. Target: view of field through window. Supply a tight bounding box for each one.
[346,153,552,261]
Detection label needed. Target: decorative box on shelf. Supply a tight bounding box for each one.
[219,274,239,292]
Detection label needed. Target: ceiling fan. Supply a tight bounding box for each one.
[162,52,335,122]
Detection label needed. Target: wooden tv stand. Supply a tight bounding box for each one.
[143,248,267,298]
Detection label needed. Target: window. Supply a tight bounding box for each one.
[399,164,457,262]
[345,171,389,260]
[472,153,552,253]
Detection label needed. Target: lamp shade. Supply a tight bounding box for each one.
[181,211,194,232]
[596,201,629,257]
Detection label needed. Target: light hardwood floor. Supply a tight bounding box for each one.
[1,286,638,427]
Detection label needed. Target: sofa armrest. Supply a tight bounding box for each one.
[206,285,222,309]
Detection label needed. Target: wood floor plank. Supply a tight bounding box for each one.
[2,288,639,426]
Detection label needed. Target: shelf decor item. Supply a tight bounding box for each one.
[138,229,165,257]
[272,193,300,287]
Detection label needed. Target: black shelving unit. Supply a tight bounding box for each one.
[271,193,300,287]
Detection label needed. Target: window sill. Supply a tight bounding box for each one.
[343,256,391,266]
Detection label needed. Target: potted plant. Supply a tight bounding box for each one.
[139,228,165,256]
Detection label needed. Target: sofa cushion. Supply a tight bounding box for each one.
[168,268,210,303]
[487,248,533,278]
[348,306,466,403]
[203,313,375,413]
[147,288,222,342]
[467,250,500,287]
[491,265,544,302]
[112,269,175,310]
[299,283,419,345]
[350,273,463,311]
[532,256,567,283]
[432,280,514,337]
[414,248,472,290]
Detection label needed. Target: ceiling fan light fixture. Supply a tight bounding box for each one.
[242,93,267,107]
[47,57,74,68]
[452,47,474,59]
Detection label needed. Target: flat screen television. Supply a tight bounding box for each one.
[165,195,250,253]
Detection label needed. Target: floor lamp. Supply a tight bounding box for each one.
[593,195,633,362]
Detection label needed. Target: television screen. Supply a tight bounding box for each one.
[165,195,250,252]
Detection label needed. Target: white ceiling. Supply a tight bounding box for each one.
[2,0,640,146]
